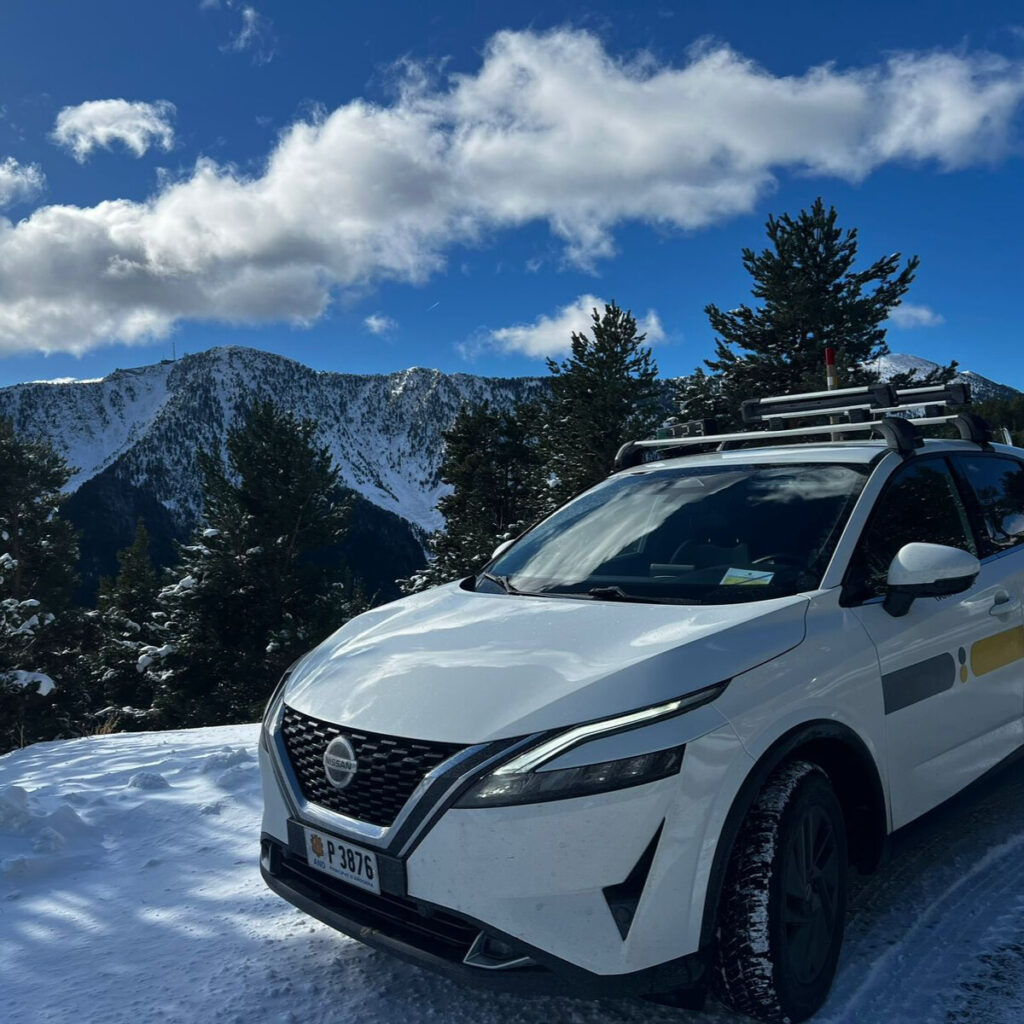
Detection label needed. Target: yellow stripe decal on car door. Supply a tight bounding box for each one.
[971,625,1024,678]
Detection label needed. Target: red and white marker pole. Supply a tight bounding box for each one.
[825,347,840,440]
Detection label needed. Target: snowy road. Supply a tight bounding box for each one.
[2,725,1023,1024]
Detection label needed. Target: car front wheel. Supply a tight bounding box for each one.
[712,760,848,1022]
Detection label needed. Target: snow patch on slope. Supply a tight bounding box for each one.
[0,362,173,489]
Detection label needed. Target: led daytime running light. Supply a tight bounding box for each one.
[494,682,726,776]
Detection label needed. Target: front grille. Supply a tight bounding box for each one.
[280,704,464,827]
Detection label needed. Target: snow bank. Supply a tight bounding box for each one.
[2,726,1024,1023]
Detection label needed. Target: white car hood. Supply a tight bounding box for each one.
[284,582,809,743]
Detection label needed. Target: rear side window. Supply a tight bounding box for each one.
[953,455,1024,557]
[846,458,976,602]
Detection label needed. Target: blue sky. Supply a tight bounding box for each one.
[0,0,1022,388]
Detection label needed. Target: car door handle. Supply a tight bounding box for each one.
[989,595,1022,617]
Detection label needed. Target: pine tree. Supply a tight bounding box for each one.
[975,394,1024,446]
[87,521,164,725]
[151,401,362,727]
[540,302,663,505]
[0,417,82,752]
[679,198,956,424]
[402,401,543,591]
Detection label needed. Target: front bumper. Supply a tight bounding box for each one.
[260,832,706,998]
[259,701,750,988]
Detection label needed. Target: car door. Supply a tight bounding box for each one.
[950,450,1024,708]
[845,455,1024,828]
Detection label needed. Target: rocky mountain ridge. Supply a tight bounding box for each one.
[2,347,546,533]
[0,347,545,599]
[0,345,1016,601]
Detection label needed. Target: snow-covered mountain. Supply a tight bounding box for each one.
[0,347,545,600]
[871,353,1019,402]
[0,346,544,534]
[0,345,1016,601]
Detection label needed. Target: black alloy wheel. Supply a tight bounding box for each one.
[780,802,842,987]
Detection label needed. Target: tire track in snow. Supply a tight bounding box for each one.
[944,940,1024,1024]
[816,760,1024,1024]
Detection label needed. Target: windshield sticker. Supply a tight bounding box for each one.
[720,568,774,586]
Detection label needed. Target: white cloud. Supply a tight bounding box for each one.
[364,313,397,334]
[489,294,665,358]
[51,100,176,162]
[2,30,1023,355]
[888,303,946,328]
[201,0,275,64]
[0,157,44,208]
[222,3,275,64]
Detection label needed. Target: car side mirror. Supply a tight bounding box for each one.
[491,539,514,561]
[883,542,980,618]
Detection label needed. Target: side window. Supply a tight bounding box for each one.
[952,455,1024,557]
[846,459,976,601]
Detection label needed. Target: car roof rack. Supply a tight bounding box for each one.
[612,380,993,471]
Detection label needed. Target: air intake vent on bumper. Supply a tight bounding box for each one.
[602,822,664,940]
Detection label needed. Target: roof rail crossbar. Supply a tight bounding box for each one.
[952,412,992,447]
[612,440,645,472]
[757,399,968,426]
[872,416,923,456]
[631,413,965,452]
[610,380,991,474]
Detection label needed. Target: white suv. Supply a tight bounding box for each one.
[259,383,1024,1022]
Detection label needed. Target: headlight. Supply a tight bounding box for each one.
[454,682,725,808]
[455,748,683,808]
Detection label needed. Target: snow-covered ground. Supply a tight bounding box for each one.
[3,725,1024,1024]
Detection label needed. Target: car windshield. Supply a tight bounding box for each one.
[482,462,868,605]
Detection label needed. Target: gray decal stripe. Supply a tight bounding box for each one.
[882,652,957,714]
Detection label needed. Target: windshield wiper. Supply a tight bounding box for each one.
[588,586,660,603]
[482,572,525,595]
[585,586,700,605]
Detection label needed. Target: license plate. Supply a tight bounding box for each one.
[303,826,380,894]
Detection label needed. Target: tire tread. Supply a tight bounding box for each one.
[712,760,834,1023]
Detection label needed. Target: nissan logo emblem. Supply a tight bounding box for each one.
[323,735,358,790]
